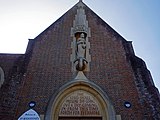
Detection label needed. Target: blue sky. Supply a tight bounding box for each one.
[0,0,159,91]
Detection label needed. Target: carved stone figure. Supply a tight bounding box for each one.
[74,33,88,71]
[77,33,86,58]
[70,1,91,72]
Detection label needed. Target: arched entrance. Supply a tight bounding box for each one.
[45,80,116,120]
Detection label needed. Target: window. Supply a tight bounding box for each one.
[0,67,4,88]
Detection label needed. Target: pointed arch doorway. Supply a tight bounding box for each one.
[45,80,116,120]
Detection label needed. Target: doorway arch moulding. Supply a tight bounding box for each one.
[45,79,117,120]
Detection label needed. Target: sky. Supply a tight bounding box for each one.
[0,0,159,91]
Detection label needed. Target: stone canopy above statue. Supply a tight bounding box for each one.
[72,0,89,35]
[71,1,91,73]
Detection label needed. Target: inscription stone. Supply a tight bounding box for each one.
[59,90,101,116]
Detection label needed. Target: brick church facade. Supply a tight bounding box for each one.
[0,1,160,120]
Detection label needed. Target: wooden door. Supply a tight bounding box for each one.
[59,117,102,120]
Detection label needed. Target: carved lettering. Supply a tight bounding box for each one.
[59,90,101,116]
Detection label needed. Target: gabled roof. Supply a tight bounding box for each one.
[33,0,126,42]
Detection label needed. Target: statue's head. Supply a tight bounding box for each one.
[80,33,85,38]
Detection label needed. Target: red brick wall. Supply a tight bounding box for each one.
[0,54,23,79]
[86,8,143,119]
[0,54,24,120]
[15,7,77,118]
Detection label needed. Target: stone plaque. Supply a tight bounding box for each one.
[59,90,101,116]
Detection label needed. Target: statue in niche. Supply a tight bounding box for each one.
[74,33,88,71]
